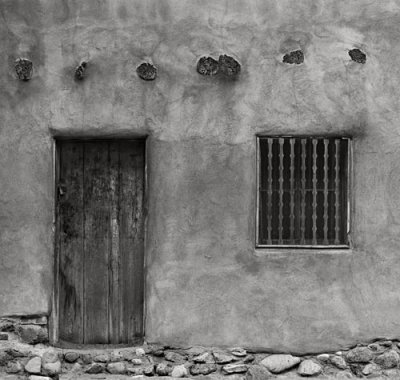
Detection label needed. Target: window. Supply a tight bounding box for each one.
[257,136,351,248]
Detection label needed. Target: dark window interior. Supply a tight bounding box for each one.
[258,137,350,247]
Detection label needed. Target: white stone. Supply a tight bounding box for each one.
[231,347,247,357]
[187,346,207,356]
[127,367,144,375]
[297,359,322,376]
[213,351,235,364]
[135,348,146,357]
[317,353,330,362]
[171,364,188,378]
[362,363,380,376]
[334,371,354,379]
[6,361,23,373]
[29,377,51,380]
[25,357,42,374]
[222,363,248,374]
[71,362,82,372]
[42,360,61,375]
[132,358,142,365]
[107,361,126,374]
[94,353,109,362]
[330,355,347,370]
[260,354,301,373]
[193,352,214,363]
[41,349,59,363]
[120,350,135,361]
[375,349,400,368]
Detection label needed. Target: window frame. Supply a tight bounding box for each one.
[255,135,353,249]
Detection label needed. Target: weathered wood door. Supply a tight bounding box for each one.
[56,140,145,344]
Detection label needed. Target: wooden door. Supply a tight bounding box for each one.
[56,140,145,344]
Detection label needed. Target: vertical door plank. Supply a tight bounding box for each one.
[119,141,145,343]
[340,139,349,244]
[311,139,318,245]
[334,140,341,244]
[58,142,84,343]
[109,142,121,344]
[266,138,273,244]
[278,138,284,244]
[289,139,295,241]
[300,139,307,244]
[323,139,329,244]
[83,141,110,344]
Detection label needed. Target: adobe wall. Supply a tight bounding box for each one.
[1,0,400,354]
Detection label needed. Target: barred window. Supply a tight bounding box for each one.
[257,137,351,248]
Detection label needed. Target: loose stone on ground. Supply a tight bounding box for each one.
[165,351,187,363]
[222,363,248,374]
[86,363,105,374]
[25,356,41,374]
[107,361,126,374]
[213,352,235,364]
[193,352,215,363]
[260,354,301,373]
[6,361,23,374]
[64,352,79,363]
[190,363,217,375]
[42,360,61,376]
[362,363,380,376]
[329,355,347,370]
[346,347,373,363]
[297,360,322,376]
[156,362,173,375]
[171,364,188,377]
[231,347,247,357]
[374,349,400,368]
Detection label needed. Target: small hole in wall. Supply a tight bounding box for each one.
[197,56,219,76]
[15,58,33,81]
[218,55,241,78]
[349,49,366,64]
[74,62,87,80]
[136,63,157,81]
[282,50,304,64]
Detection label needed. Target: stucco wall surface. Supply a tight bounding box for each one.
[1,0,400,354]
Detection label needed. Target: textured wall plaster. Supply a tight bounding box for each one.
[1,0,400,354]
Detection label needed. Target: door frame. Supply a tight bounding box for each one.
[49,136,149,347]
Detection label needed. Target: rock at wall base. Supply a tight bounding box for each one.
[107,361,126,374]
[260,354,301,373]
[25,357,42,374]
[42,360,62,376]
[17,325,48,344]
[297,359,322,376]
[245,365,274,380]
[191,363,217,376]
[346,347,373,363]
[374,350,400,369]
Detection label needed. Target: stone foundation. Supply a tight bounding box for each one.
[1,317,400,379]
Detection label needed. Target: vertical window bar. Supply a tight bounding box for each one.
[312,139,318,245]
[267,138,273,244]
[323,139,329,244]
[300,139,306,244]
[289,139,295,241]
[334,139,341,244]
[278,138,284,244]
